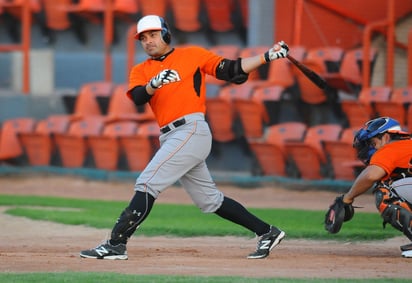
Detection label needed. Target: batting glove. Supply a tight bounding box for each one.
[150,69,181,89]
[263,41,289,63]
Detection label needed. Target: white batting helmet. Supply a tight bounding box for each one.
[135,15,171,43]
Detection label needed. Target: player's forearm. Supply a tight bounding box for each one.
[241,41,289,74]
[344,182,373,204]
[343,170,379,203]
[240,56,265,74]
[343,166,383,203]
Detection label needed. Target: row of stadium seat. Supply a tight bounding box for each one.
[0,111,384,181]
[1,80,410,179]
[210,82,412,141]
[248,122,363,181]
[0,115,160,171]
[0,0,248,45]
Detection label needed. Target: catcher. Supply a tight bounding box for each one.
[325,117,412,258]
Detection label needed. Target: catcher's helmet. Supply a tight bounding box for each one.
[353,117,408,164]
[353,128,377,165]
[135,15,171,44]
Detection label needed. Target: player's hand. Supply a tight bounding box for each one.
[150,69,181,89]
[263,41,289,63]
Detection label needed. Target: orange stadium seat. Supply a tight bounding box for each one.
[65,81,114,119]
[251,84,285,126]
[59,0,108,43]
[0,117,36,161]
[203,0,235,32]
[106,83,155,123]
[119,121,160,171]
[169,0,201,32]
[218,81,257,101]
[305,46,344,74]
[248,122,307,176]
[323,127,361,181]
[1,0,41,18]
[63,0,105,17]
[134,120,160,152]
[233,84,286,140]
[42,0,101,44]
[288,45,307,62]
[138,0,168,17]
[232,98,266,140]
[42,0,72,31]
[18,115,70,166]
[88,121,138,170]
[114,0,139,16]
[373,86,412,129]
[325,47,378,96]
[1,0,43,42]
[292,60,336,126]
[54,116,105,168]
[205,97,237,143]
[212,82,258,140]
[293,60,328,105]
[266,59,295,89]
[341,86,392,128]
[284,124,342,179]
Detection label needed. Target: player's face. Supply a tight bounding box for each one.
[369,133,389,149]
[139,31,170,57]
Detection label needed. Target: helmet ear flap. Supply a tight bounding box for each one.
[159,17,171,44]
[353,128,376,165]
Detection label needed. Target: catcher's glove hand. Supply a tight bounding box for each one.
[324,195,354,234]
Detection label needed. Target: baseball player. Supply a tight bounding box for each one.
[340,117,412,258]
[80,15,289,260]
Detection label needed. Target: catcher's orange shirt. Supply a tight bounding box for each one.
[369,139,412,180]
[127,46,224,127]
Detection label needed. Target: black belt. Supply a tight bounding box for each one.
[160,118,186,134]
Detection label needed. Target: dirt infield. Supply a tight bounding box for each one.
[1,175,411,279]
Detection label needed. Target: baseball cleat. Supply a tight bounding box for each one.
[401,250,412,258]
[247,226,285,259]
[400,243,412,252]
[80,240,128,260]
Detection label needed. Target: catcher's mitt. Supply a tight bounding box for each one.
[324,195,354,234]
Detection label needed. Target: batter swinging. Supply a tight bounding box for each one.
[80,15,289,260]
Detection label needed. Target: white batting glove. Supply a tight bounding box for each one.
[262,41,289,63]
[149,69,181,89]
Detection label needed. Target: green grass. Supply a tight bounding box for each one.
[0,194,398,240]
[1,273,411,283]
[0,194,403,282]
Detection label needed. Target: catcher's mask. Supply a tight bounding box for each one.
[135,15,171,44]
[353,117,408,165]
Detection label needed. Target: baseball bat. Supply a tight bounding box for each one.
[286,54,327,90]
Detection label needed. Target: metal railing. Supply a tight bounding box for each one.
[0,0,31,94]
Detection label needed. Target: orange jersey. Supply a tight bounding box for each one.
[369,139,412,180]
[127,46,224,127]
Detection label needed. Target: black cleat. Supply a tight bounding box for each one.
[80,241,128,260]
[247,227,285,259]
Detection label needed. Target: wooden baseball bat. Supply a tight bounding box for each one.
[286,54,327,90]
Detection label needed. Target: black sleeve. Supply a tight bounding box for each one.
[215,58,249,84]
[127,85,152,105]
